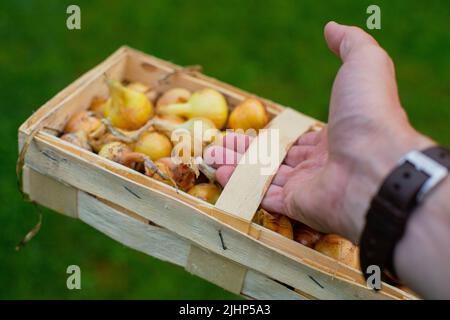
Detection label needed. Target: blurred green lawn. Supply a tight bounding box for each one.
[1,0,449,299]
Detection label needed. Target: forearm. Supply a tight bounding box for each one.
[394,177,450,298]
[339,128,450,297]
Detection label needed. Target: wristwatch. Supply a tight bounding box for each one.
[360,146,450,286]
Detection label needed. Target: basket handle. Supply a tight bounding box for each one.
[215,108,320,222]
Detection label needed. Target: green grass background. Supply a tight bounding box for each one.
[1,0,449,299]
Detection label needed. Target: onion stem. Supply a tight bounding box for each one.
[143,156,179,193]
[102,118,154,143]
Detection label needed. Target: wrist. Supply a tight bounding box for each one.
[341,127,434,243]
[393,172,450,298]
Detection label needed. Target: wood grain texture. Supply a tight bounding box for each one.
[186,245,247,295]
[22,166,78,218]
[215,108,319,221]
[77,190,305,300]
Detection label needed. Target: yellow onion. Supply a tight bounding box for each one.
[188,183,221,204]
[146,157,196,192]
[126,81,158,102]
[157,88,228,129]
[145,158,175,186]
[126,81,150,93]
[254,209,293,239]
[89,132,124,153]
[156,88,191,108]
[134,131,173,161]
[61,131,92,151]
[98,142,133,164]
[64,111,103,135]
[154,117,217,138]
[98,141,157,173]
[293,222,323,248]
[227,98,269,131]
[89,118,151,152]
[153,117,219,162]
[89,96,109,118]
[154,114,185,126]
[314,234,359,269]
[104,79,153,130]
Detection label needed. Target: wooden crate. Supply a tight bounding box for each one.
[18,46,416,300]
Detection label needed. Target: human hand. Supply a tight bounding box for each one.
[204,22,432,243]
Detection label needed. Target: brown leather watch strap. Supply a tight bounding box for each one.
[360,146,450,286]
[423,146,450,168]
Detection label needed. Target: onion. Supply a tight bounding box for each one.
[293,222,323,248]
[104,80,153,130]
[97,141,142,169]
[64,111,103,135]
[157,88,228,129]
[89,132,120,153]
[153,117,219,162]
[97,141,175,185]
[61,131,92,151]
[156,88,191,108]
[154,117,218,139]
[98,142,134,164]
[134,131,173,161]
[188,183,221,204]
[228,98,269,131]
[146,157,196,192]
[254,209,293,239]
[126,82,158,102]
[154,114,185,126]
[314,234,359,269]
[126,81,150,93]
[89,97,109,118]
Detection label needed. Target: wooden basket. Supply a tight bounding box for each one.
[18,46,416,300]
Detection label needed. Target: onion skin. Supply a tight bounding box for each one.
[154,114,185,126]
[228,98,269,131]
[146,157,196,192]
[98,141,133,164]
[134,131,173,161]
[104,80,153,131]
[154,117,219,161]
[188,183,221,204]
[156,88,191,108]
[89,97,109,118]
[254,209,293,239]
[127,82,158,102]
[155,117,218,139]
[89,132,120,153]
[64,111,102,135]
[61,131,92,151]
[314,234,360,269]
[157,88,228,129]
[126,82,150,93]
[293,222,323,248]
[145,159,175,186]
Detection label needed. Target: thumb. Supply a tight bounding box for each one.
[324,21,381,63]
[323,22,407,128]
